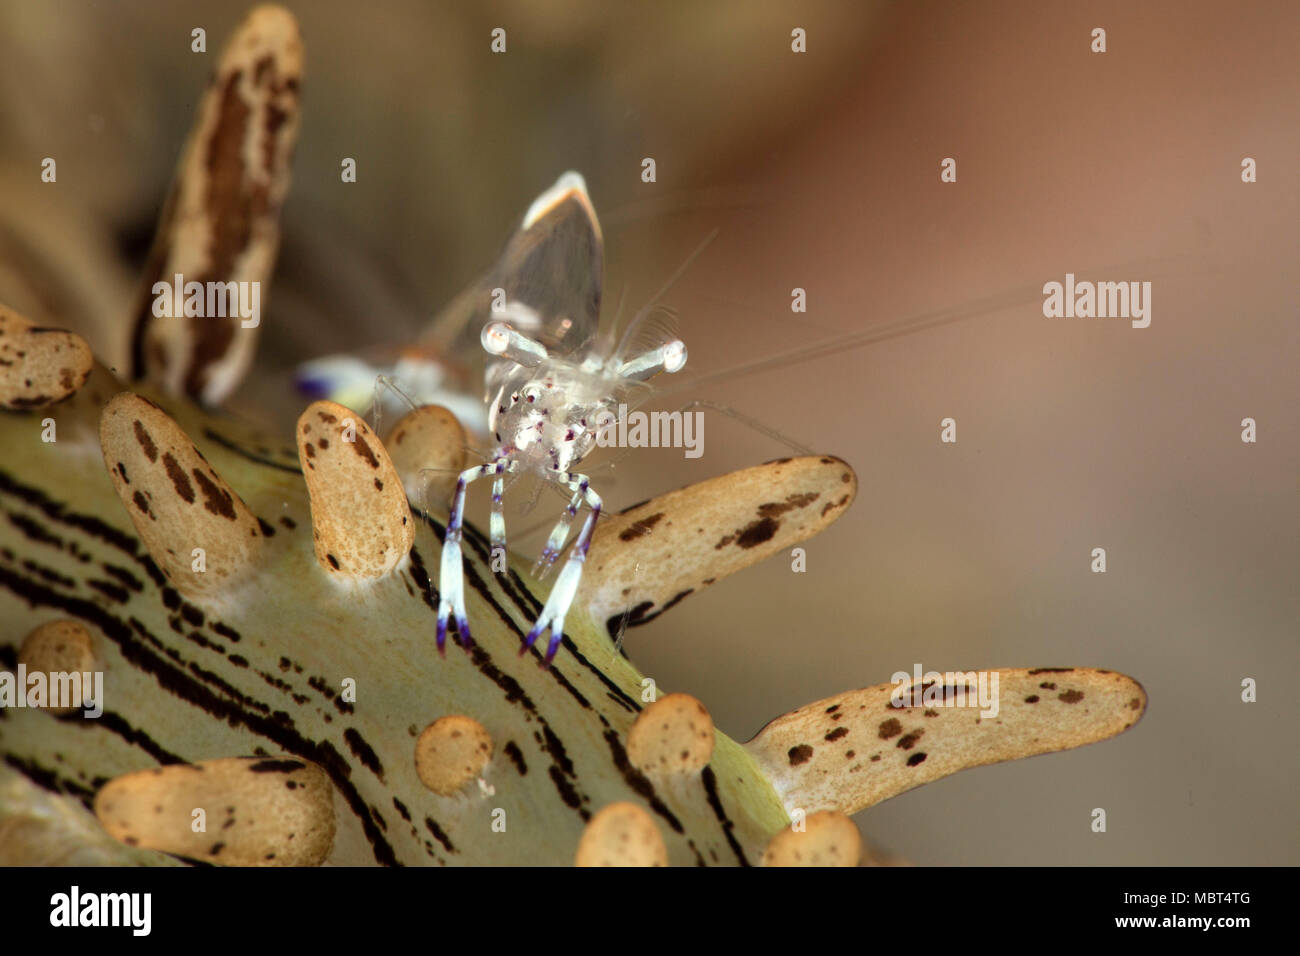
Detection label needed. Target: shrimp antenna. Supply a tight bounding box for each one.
[651,254,1209,400]
[594,283,630,356]
[614,228,720,360]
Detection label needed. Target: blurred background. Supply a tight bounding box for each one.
[0,0,1295,864]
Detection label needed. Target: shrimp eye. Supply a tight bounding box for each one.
[523,385,541,403]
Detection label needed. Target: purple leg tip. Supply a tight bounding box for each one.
[520,625,543,656]
[545,634,563,666]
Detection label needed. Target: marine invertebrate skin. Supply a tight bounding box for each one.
[0,363,1149,866]
[99,392,266,598]
[0,5,1150,868]
[128,4,302,407]
[414,716,494,796]
[575,801,669,867]
[93,756,335,866]
[746,668,1146,816]
[17,620,97,716]
[626,693,715,775]
[0,305,93,409]
[296,400,414,579]
[763,811,862,868]
[578,455,856,632]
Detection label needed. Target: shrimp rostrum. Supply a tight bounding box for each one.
[436,172,687,664]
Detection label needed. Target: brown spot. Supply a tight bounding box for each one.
[1024,695,1040,703]
[1039,682,1057,690]
[317,412,338,424]
[326,554,340,571]
[263,103,287,175]
[735,516,779,549]
[845,750,855,759]
[1028,668,1074,675]
[191,469,237,519]
[352,433,380,469]
[182,72,260,399]
[132,490,152,516]
[906,752,927,767]
[824,727,848,742]
[374,478,383,491]
[923,708,939,717]
[162,452,195,503]
[878,718,902,739]
[133,420,158,462]
[1058,689,1085,704]
[1128,697,1142,710]
[896,729,924,750]
[252,55,274,85]
[619,512,664,542]
[787,744,814,766]
[756,492,819,519]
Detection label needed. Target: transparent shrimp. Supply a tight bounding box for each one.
[433,172,689,664]
[314,170,1205,667]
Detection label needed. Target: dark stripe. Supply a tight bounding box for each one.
[601,728,683,834]
[59,709,187,765]
[458,515,642,715]
[6,511,63,549]
[3,753,97,807]
[0,468,139,557]
[560,635,641,714]
[19,557,75,589]
[0,565,400,866]
[700,765,751,866]
[502,740,527,775]
[101,562,145,592]
[414,515,598,825]
[604,691,635,713]
[424,816,455,854]
[202,428,304,474]
[343,727,385,779]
